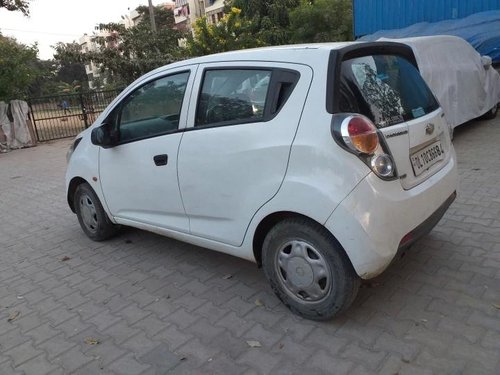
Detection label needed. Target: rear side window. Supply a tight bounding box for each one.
[196,69,272,127]
[339,55,439,128]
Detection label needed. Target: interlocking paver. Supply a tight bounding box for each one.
[237,348,282,374]
[308,349,354,374]
[121,332,161,357]
[152,324,193,350]
[15,353,62,375]
[270,336,315,364]
[139,343,183,372]
[108,353,151,375]
[35,334,77,360]
[3,340,43,367]
[1,117,500,374]
[25,322,59,345]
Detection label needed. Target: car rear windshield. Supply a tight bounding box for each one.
[339,54,439,128]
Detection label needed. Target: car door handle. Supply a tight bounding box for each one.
[153,154,168,166]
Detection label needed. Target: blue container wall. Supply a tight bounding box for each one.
[354,0,500,37]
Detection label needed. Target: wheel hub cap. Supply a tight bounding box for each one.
[275,240,331,302]
[287,257,314,287]
[79,194,98,232]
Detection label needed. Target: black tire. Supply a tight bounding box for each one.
[481,103,498,120]
[74,183,119,241]
[262,218,360,321]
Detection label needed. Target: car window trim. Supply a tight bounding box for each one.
[193,66,300,129]
[109,69,192,146]
[326,42,419,114]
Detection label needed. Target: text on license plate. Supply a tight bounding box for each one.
[410,140,445,176]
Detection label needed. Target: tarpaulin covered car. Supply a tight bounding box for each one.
[373,35,500,129]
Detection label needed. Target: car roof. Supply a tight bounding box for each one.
[145,42,362,76]
[188,42,359,63]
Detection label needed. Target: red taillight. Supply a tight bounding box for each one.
[346,116,379,154]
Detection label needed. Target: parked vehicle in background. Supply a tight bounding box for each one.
[374,36,500,129]
[66,42,458,320]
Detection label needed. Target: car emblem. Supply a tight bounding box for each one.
[425,123,435,135]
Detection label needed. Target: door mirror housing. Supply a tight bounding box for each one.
[91,123,117,148]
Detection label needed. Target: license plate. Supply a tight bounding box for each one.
[410,140,445,176]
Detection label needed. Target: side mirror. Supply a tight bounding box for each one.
[91,123,116,147]
[481,55,492,70]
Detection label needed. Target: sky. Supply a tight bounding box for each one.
[0,0,170,59]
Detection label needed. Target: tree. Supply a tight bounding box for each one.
[28,59,59,97]
[187,7,264,56]
[289,0,353,43]
[54,5,187,85]
[57,81,83,94]
[228,0,301,45]
[0,0,31,16]
[52,42,88,86]
[0,34,40,100]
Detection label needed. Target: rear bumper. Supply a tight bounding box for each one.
[325,149,458,279]
[397,190,456,252]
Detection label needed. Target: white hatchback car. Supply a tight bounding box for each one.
[66,42,458,320]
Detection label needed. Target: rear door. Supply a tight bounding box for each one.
[177,62,313,246]
[339,53,452,189]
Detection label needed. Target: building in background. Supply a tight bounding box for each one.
[79,3,176,89]
[120,8,142,29]
[79,1,225,88]
[79,32,110,90]
[174,0,225,31]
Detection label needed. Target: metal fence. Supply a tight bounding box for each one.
[28,89,122,142]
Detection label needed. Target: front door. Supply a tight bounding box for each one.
[99,69,194,232]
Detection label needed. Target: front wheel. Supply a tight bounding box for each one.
[262,218,360,321]
[74,183,119,241]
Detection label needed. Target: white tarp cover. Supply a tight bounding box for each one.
[0,101,11,152]
[378,35,500,128]
[10,100,34,148]
[0,100,35,151]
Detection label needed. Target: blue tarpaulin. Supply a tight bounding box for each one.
[360,11,500,63]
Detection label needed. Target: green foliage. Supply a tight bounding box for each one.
[187,7,264,56]
[28,59,58,97]
[0,0,31,16]
[52,42,88,85]
[229,0,300,45]
[289,0,353,43]
[54,6,187,85]
[49,1,355,89]
[57,81,83,94]
[0,35,40,100]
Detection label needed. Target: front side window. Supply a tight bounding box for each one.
[196,69,272,127]
[339,55,439,128]
[119,72,189,142]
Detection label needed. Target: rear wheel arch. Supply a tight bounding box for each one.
[252,211,354,270]
[259,215,360,320]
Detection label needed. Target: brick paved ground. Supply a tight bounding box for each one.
[0,116,499,375]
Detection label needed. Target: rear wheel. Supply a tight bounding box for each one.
[262,218,360,320]
[74,183,119,241]
[481,103,498,120]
